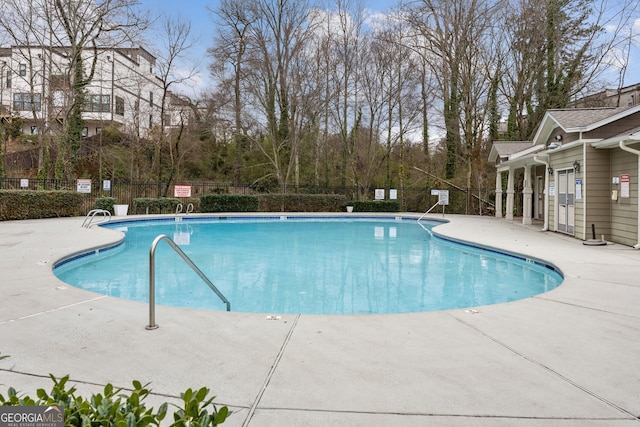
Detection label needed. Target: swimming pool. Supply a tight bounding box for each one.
[54,216,563,315]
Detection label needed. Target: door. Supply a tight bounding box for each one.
[557,170,575,234]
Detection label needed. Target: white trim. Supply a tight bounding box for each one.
[532,155,549,231]
[510,144,545,159]
[592,132,640,149]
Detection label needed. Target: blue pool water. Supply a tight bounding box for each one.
[54,217,563,315]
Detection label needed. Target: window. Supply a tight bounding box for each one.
[163,114,171,126]
[13,93,41,111]
[18,63,26,76]
[81,127,88,137]
[52,90,65,107]
[149,91,153,106]
[149,114,153,129]
[115,96,124,115]
[30,126,38,135]
[5,75,10,89]
[85,94,110,112]
[96,127,102,134]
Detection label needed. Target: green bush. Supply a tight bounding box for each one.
[0,190,84,220]
[200,195,259,212]
[0,374,229,426]
[258,194,348,212]
[133,197,182,214]
[346,200,400,212]
[93,197,116,214]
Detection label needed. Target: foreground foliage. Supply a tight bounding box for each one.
[0,374,230,426]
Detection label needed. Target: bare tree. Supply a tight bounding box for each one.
[148,15,196,194]
[209,0,254,186]
[501,0,639,140]
[211,0,318,190]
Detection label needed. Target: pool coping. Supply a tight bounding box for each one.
[1,213,640,426]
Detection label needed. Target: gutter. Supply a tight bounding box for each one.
[532,155,550,231]
[618,140,640,249]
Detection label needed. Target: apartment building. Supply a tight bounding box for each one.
[570,83,640,109]
[0,45,182,140]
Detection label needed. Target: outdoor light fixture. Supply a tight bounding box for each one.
[548,166,554,175]
[555,134,563,141]
[573,160,580,172]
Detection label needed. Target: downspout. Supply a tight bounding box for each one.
[582,142,587,242]
[618,140,640,249]
[532,155,549,231]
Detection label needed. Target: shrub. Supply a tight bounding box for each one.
[200,195,258,212]
[133,197,182,214]
[0,374,229,426]
[346,200,400,212]
[0,190,84,220]
[93,197,116,214]
[258,194,348,212]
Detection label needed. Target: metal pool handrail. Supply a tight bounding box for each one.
[175,203,194,215]
[146,234,230,330]
[82,209,111,228]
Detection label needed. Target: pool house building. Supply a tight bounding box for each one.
[489,99,640,248]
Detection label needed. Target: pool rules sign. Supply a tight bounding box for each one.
[438,190,449,205]
[76,179,91,194]
[174,184,192,198]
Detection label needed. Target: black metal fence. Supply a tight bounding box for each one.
[0,177,495,216]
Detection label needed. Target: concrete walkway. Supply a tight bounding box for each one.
[1,214,639,426]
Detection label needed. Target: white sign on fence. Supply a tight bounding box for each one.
[174,184,192,198]
[374,188,385,200]
[76,179,92,194]
[438,190,449,205]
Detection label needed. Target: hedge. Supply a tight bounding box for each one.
[133,197,182,214]
[93,197,117,214]
[346,200,400,212]
[0,190,84,220]
[200,194,259,212]
[257,194,348,212]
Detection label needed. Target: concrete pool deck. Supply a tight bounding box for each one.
[1,213,639,426]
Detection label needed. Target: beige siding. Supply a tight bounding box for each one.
[610,147,639,246]
[584,111,640,140]
[584,145,611,239]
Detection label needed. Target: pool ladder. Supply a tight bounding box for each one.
[82,209,111,228]
[175,203,194,215]
[146,234,230,330]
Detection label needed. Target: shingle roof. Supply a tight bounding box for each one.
[547,107,630,129]
[488,141,533,162]
[492,141,532,156]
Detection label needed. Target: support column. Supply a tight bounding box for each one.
[522,164,533,225]
[495,171,503,218]
[505,168,515,220]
